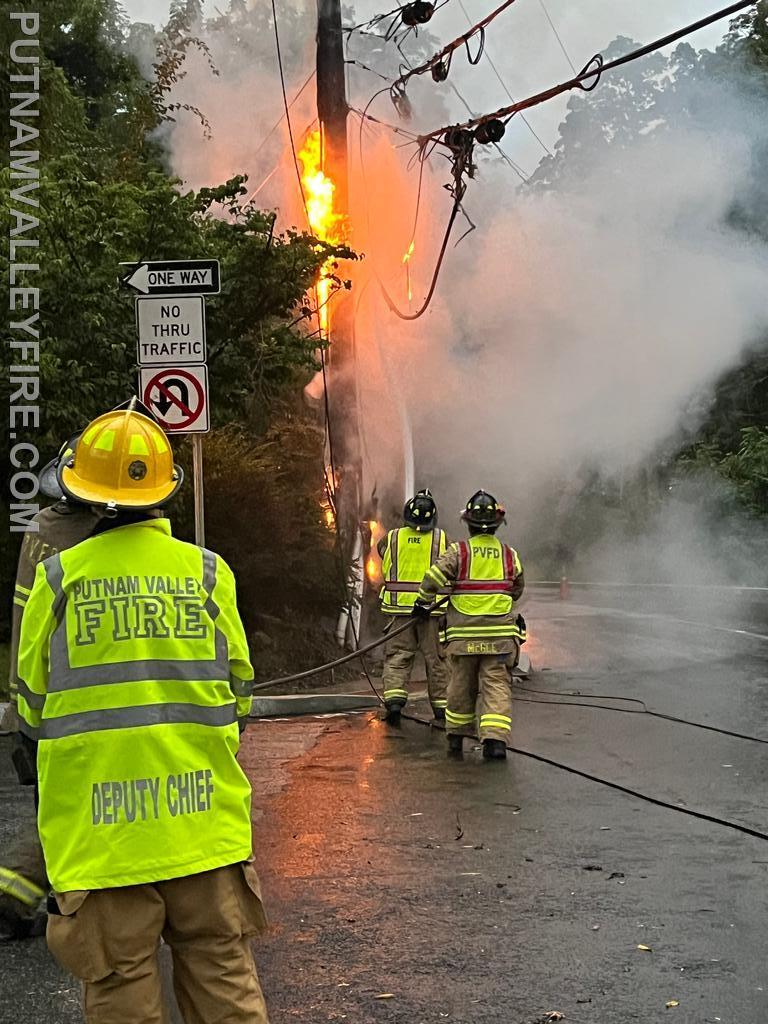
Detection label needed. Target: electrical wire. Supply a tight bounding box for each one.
[536,0,577,74]
[402,713,768,843]
[270,0,310,221]
[512,685,768,746]
[389,0,520,97]
[446,80,529,182]
[455,0,551,156]
[419,0,757,143]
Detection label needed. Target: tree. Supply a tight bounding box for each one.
[0,0,358,649]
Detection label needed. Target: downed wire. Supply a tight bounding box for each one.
[512,686,768,746]
[402,713,768,842]
[418,0,757,144]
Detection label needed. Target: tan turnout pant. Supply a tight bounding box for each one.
[381,617,449,711]
[445,654,513,742]
[47,862,269,1024]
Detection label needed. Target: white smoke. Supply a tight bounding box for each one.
[124,2,768,582]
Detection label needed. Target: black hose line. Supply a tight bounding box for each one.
[402,712,768,843]
[252,599,449,693]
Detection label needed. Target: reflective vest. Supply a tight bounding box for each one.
[445,537,524,643]
[380,527,447,614]
[16,518,254,893]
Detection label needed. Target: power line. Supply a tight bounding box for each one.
[455,0,552,156]
[536,0,577,74]
[270,0,309,222]
[446,79,529,181]
[419,0,757,143]
[390,0,521,98]
[402,713,768,843]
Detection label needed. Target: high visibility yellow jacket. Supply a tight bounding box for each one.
[16,518,254,893]
[4,503,103,731]
[418,535,525,653]
[379,526,448,614]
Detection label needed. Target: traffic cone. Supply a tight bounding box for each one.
[559,575,570,600]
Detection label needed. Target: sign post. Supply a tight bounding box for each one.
[192,435,205,550]
[125,258,219,547]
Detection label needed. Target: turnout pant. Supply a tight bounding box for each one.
[445,654,512,742]
[381,617,449,712]
[47,862,269,1024]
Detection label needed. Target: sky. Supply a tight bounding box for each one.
[121,0,730,169]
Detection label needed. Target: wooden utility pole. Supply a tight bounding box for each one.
[316,0,365,644]
[316,0,349,212]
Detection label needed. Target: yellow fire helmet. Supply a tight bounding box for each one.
[57,400,184,513]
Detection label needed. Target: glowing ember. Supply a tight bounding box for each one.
[298,130,344,335]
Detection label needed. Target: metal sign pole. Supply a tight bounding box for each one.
[193,435,205,547]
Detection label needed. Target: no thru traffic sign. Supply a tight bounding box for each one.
[140,365,210,434]
[136,296,206,364]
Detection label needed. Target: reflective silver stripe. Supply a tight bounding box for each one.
[49,628,230,691]
[383,581,421,593]
[430,529,441,565]
[39,701,239,740]
[202,549,220,619]
[230,676,254,698]
[16,678,45,710]
[387,529,400,608]
[46,548,230,693]
[44,554,67,624]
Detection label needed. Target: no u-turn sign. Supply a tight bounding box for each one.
[140,365,210,433]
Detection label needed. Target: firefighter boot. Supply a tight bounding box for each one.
[432,707,446,722]
[482,739,507,760]
[447,734,464,758]
[384,701,405,724]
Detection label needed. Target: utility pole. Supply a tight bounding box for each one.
[316,0,366,644]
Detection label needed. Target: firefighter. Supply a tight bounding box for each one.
[16,401,269,1024]
[414,490,525,760]
[0,431,101,941]
[377,489,450,722]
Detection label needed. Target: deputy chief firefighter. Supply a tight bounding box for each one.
[377,489,450,721]
[414,490,525,759]
[15,401,269,1024]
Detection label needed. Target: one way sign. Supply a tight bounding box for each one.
[123,259,221,296]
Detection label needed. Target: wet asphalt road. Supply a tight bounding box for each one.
[2,590,767,1024]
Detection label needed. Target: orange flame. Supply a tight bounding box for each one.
[365,520,385,583]
[298,130,343,336]
[402,240,415,305]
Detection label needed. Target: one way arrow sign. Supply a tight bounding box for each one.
[122,259,221,296]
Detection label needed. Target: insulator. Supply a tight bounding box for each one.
[444,127,474,152]
[431,60,449,83]
[401,1,435,26]
[474,119,506,145]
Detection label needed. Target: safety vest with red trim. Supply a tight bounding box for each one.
[450,536,521,619]
[380,527,448,614]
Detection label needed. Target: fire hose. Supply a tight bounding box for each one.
[251,598,450,694]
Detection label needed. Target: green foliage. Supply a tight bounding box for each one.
[680,428,768,515]
[0,0,359,644]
